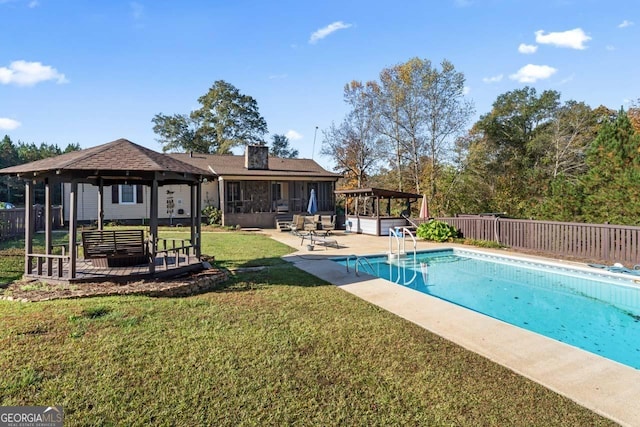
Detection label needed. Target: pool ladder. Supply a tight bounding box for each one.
[346,254,375,276]
[388,227,417,263]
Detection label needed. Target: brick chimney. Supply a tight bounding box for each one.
[244,145,269,170]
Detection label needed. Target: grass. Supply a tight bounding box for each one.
[0,229,616,426]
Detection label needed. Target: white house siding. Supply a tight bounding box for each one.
[64,182,219,222]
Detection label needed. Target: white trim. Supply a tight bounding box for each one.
[119,184,137,204]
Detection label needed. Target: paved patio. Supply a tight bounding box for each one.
[265,229,640,427]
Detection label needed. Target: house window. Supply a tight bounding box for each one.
[111,185,144,204]
[120,185,136,204]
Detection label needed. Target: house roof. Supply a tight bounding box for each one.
[0,138,210,177]
[168,153,342,179]
[334,187,423,200]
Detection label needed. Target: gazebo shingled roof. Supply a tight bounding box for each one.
[0,138,211,185]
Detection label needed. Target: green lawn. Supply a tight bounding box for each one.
[0,230,615,426]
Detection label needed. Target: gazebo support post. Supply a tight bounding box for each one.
[97,178,104,230]
[44,178,53,274]
[148,179,158,274]
[190,183,197,255]
[24,180,34,276]
[196,182,202,258]
[68,181,78,279]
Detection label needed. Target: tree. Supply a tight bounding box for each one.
[152,113,210,153]
[468,87,560,216]
[0,138,80,205]
[269,134,298,158]
[582,108,640,225]
[543,101,597,180]
[629,99,640,133]
[321,81,382,188]
[0,135,19,203]
[370,58,473,208]
[153,80,268,154]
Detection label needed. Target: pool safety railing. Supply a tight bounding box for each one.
[388,227,417,263]
[346,254,375,276]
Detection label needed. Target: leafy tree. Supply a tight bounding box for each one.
[153,80,268,154]
[0,137,80,205]
[321,81,382,188]
[269,134,298,158]
[467,87,560,216]
[0,135,18,169]
[0,135,19,203]
[368,58,473,212]
[582,109,640,225]
[628,99,640,133]
[152,113,214,154]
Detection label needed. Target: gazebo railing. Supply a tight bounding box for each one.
[26,253,71,278]
[153,237,195,270]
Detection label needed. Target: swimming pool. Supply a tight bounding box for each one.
[334,248,640,369]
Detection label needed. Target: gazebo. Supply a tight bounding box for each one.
[334,187,422,236]
[0,138,214,283]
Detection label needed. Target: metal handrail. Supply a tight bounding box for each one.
[346,254,375,276]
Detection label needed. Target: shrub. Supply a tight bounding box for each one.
[459,238,505,249]
[202,206,222,225]
[416,220,459,242]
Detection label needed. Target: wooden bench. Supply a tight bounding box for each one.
[82,230,148,268]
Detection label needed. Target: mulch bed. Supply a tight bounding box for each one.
[1,267,229,303]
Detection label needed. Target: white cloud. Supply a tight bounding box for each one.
[453,0,472,6]
[309,21,352,44]
[606,45,616,51]
[268,73,288,80]
[558,74,574,85]
[0,118,21,130]
[518,43,538,54]
[130,2,144,20]
[462,86,470,95]
[482,74,503,83]
[618,20,634,28]
[0,60,68,86]
[509,64,557,83]
[285,130,303,141]
[28,0,39,8]
[535,28,591,50]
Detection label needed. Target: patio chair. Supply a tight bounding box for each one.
[290,215,309,236]
[320,215,336,236]
[303,215,318,232]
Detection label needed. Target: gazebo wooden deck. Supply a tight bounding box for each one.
[0,138,215,284]
[23,253,203,284]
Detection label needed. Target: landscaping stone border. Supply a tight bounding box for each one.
[0,268,229,302]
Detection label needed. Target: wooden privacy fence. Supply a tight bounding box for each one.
[0,205,64,241]
[435,216,640,266]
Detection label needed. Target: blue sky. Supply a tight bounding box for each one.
[1,0,638,170]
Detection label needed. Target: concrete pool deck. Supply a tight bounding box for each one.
[265,229,640,427]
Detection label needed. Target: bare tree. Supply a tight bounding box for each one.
[321,81,382,188]
[545,101,597,180]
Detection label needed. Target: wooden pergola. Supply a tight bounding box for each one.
[0,138,213,282]
[334,187,422,235]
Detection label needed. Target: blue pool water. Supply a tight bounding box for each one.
[335,249,640,369]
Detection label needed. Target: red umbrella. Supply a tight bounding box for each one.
[419,194,429,219]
